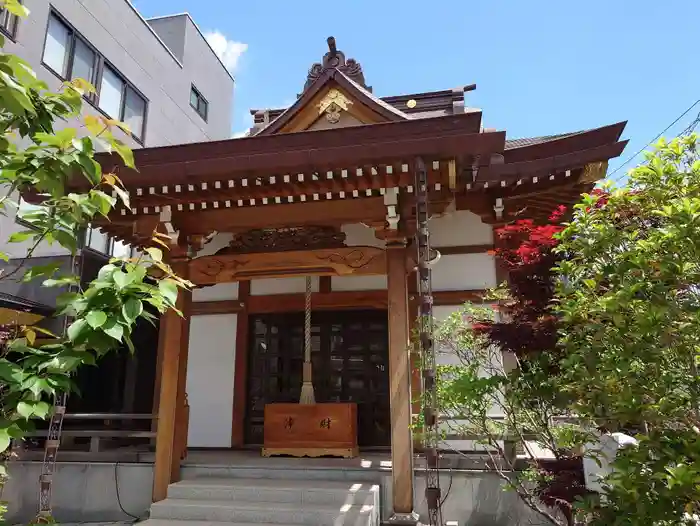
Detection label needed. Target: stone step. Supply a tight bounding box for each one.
[150,498,376,525]
[168,477,379,507]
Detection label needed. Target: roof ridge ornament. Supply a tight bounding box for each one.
[304,36,370,92]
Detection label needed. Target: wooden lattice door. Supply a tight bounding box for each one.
[245,310,389,447]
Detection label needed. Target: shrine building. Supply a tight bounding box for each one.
[83,37,627,522]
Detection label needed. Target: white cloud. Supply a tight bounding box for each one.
[204,30,248,72]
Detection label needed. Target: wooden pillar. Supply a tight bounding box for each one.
[231,279,251,447]
[152,259,192,502]
[386,240,418,524]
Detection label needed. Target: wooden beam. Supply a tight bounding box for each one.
[231,280,251,447]
[187,197,388,234]
[434,243,494,256]
[189,247,386,285]
[236,288,488,315]
[432,289,487,305]
[152,261,191,502]
[191,300,245,315]
[248,290,388,314]
[386,241,416,519]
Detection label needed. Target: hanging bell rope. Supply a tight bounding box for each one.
[299,276,315,404]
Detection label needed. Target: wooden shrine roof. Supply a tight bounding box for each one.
[83,37,627,247]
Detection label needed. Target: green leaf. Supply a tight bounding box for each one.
[103,321,124,342]
[158,279,178,307]
[3,0,30,17]
[43,275,79,288]
[86,310,107,329]
[0,428,10,454]
[122,298,143,323]
[113,270,129,289]
[33,401,51,419]
[78,155,101,185]
[22,261,63,282]
[67,318,88,342]
[17,401,33,419]
[112,139,135,169]
[89,189,115,216]
[145,247,162,262]
[8,230,33,243]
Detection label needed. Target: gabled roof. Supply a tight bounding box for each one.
[257,68,409,136]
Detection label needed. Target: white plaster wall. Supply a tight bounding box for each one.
[341,222,386,248]
[195,232,234,258]
[430,209,493,247]
[193,282,239,302]
[434,305,504,451]
[186,314,237,447]
[431,253,498,291]
[331,274,388,291]
[251,276,319,295]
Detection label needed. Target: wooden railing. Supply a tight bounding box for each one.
[26,413,157,454]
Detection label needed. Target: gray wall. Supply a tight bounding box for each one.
[0,1,234,265]
[2,0,234,147]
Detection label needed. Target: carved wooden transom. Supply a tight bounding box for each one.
[218,226,346,254]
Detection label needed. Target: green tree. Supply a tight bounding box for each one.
[0,1,190,520]
[433,136,700,525]
[555,134,700,525]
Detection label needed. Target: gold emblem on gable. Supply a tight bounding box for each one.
[318,88,354,124]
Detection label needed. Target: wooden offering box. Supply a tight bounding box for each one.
[262,403,358,458]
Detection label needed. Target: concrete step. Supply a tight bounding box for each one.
[138,522,307,526]
[181,464,384,483]
[167,477,379,507]
[149,498,376,525]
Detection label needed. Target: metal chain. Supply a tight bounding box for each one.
[304,276,312,363]
[415,156,442,526]
[37,253,80,521]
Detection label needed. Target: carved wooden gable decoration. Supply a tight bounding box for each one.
[258,37,409,135]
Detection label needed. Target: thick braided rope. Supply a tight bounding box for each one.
[304,276,312,363]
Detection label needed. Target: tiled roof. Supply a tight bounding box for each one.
[505,131,584,149]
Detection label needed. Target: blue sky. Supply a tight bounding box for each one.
[133,0,700,180]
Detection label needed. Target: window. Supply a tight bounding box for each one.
[41,11,148,141]
[123,86,146,136]
[99,65,124,118]
[71,38,96,85]
[85,227,134,259]
[43,14,71,76]
[112,239,130,258]
[86,227,111,254]
[190,85,208,121]
[0,7,19,39]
